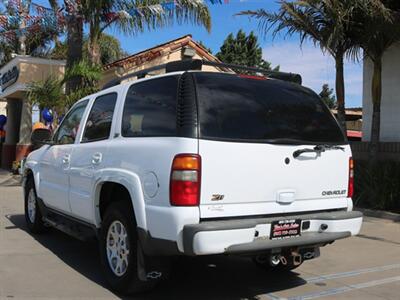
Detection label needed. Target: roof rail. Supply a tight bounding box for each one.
[102,59,302,90]
[201,60,302,85]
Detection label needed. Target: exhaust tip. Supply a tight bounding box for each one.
[270,255,281,266]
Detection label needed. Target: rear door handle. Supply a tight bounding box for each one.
[62,154,70,165]
[92,152,102,165]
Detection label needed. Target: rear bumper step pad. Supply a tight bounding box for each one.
[226,231,350,254]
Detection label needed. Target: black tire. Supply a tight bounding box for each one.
[24,177,45,233]
[252,257,303,272]
[99,201,156,295]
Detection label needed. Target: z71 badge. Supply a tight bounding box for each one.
[211,194,225,201]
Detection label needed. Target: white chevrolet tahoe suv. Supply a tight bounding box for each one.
[22,60,363,294]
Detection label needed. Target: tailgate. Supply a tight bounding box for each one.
[199,140,351,219]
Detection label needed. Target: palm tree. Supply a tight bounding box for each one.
[63,59,102,107]
[64,0,215,91]
[80,0,214,65]
[51,33,128,65]
[351,0,400,159]
[65,0,84,94]
[27,76,64,124]
[238,0,361,133]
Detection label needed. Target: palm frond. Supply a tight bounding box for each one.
[27,76,64,111]
[237,0,363,60]
[113,0,212,35]
[63,59,102,89]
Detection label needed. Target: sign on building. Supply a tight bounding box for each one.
[0,66,19,92]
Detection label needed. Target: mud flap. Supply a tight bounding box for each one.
[137,243,171,282]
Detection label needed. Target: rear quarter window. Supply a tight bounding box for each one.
[121,76,179,137]
[193,72,346,144]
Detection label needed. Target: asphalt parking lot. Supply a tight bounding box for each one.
[0,184,399,300]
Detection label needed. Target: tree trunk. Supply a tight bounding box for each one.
[335,54,347,134]
[369,58,383,161]
[65,13,83,94]
[88,37,101,65]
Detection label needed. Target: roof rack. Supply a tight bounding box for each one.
[102,59,302,90]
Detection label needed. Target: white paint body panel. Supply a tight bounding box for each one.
[199,140,352,218]
[69,140,109,222]
[24,72,362,257]
[38,144,73,213]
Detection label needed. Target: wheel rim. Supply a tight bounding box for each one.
[27,189,36,223]
[106,220,130,277]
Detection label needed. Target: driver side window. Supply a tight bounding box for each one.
[54,100,89,145]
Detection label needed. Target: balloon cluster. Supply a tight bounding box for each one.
[0,115,7,131]
[42,108,53,124]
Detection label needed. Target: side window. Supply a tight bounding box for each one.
[122,76,179,137]
[82,93,117,142]
[54,100,88,145]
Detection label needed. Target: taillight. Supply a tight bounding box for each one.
[348,157,354,198]
[170,154,201,206]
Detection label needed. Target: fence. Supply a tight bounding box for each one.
[350,142,400,161]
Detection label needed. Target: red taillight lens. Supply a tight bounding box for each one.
[348,157,354,198]
[170,154,201,206]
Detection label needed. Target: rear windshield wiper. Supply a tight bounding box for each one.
[293,144,345,158]
[263,138,311,145]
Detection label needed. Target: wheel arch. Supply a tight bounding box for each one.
[93,169,147,230]
[22,166,40,196]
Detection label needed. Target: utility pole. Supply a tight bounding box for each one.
[17,0,31,55]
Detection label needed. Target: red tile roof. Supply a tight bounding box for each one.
[104,34,219,71]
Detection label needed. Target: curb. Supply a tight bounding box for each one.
[355,207,400,222]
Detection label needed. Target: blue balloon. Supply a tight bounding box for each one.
[42,108,53,123]
[0,115,7,126]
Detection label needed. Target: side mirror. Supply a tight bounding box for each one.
[31,128,53,146]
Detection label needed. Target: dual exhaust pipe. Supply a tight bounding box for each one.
[256,249,318,267]
[272,251,302,267]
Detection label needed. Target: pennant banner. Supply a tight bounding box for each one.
[0,0,228,39]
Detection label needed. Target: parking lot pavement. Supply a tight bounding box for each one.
[0,185,399,300]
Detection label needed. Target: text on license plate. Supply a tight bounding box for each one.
[270,219,301,240]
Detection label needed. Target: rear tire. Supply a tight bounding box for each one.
[99,201,156,295]
[24,177,45,234]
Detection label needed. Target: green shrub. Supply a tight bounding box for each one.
[354,160,400,213]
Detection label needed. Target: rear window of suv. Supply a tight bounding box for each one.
[193,72,346,144]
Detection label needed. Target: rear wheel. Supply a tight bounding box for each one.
[24,177,45,233]
[99,201,156,294]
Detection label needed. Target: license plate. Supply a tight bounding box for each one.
[270,219,301,240]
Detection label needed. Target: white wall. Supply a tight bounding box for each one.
[0,102,6,116]
[362,43,400,141]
